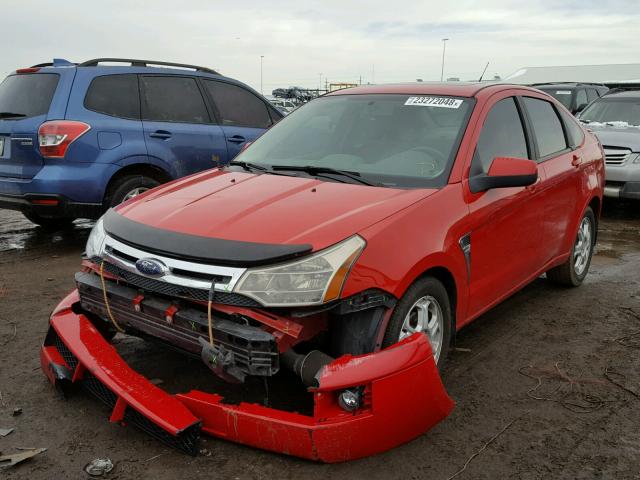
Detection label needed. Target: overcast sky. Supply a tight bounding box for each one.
[4,0,640,93]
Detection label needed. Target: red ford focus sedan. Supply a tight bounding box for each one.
[41,83,604,462]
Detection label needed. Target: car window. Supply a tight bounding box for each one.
[472,97,529,175]
[539,88,572,109]
[523,97,567,158]
[0,73,59,119]
[84,74,139,119]
[575,89,588,110]
[579,97,640,126]
[237,94,474,188]
[586,89,598,103]
[140,76,209,123]
[559,109,585,149]
[203,80,272,128]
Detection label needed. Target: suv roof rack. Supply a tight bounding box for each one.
[77,58,220,75]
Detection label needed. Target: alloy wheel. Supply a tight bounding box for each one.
[573,216,592,277]
[399,295,444,362]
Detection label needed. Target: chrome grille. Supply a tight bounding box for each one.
[604,147,631,166]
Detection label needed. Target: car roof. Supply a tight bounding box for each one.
[533,82,607,89]
[325,82,538,98]
[603,89,640,98]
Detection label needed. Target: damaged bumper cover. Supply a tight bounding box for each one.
[40,290,454,462]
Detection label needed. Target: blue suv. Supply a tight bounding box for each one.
[0,58,282,228]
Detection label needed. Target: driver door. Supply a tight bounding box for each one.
[464,95,547,319]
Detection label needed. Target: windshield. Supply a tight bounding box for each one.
[236,94,474,188]
[0,73,59,119]
[538,88,573,109]
[579,97,640,126]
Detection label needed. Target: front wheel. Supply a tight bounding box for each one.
[382,277,452,368]
[546,206,596,287]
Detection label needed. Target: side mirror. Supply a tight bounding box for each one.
[469,157,538,193]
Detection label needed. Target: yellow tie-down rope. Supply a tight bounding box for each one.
[99,261,125,333]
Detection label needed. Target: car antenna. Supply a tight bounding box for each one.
[478,62,490,82]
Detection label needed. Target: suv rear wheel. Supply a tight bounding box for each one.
[22,211,74,230]
[382,276,452,368]
[107,175,161,207]
[546,206,595,287]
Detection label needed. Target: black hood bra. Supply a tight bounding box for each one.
[103,209,312,267]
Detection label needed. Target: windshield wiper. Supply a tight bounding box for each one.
[228,160,269,172]
[271,165,379,186]
[0,112,26,119]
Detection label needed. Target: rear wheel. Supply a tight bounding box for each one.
[546,207,595,287]
[22,211,74,230]
[107,175,160,207]
[382,276,452,368]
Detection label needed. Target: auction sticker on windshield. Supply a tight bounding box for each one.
[405,96,463,108]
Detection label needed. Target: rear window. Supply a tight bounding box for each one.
[140,76,209,124]
[203,80,272,128]
[0,73,59,119]
[538,88,573,109]
[84,74,140,119]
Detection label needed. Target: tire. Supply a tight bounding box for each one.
[107,175,161,207]
[22,211,74,231]
[382,276,452,368]
[546,206,596,287]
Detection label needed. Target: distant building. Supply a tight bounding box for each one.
[328,82,358,92]
[505,64,640,87]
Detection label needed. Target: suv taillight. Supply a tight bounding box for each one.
[38,120,90,158]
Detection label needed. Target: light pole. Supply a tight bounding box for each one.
[440,38,449,82]
[260,55,264,95]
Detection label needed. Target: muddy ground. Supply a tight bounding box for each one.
[0,202,639,480]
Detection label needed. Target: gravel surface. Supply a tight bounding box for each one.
[0,203,639,479]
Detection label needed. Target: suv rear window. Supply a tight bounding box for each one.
[0,73,59,119]
[141,76,209,124]
[203,80,272,128]
[84,74,140,119]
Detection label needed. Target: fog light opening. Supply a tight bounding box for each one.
[338,388,361,412]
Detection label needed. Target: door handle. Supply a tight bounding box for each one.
[227,135,246,144]
[149,130,172,139]
[571,154,582,167]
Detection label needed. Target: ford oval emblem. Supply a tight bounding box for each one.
[135,258,167,277]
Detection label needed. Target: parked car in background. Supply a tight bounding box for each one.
[578,89,640,200]
[41,83,603,461]
[533,82,608,115]
[0,58,283,228]
[267,97,297,115]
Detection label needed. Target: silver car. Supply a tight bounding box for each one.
[578,90,640,200]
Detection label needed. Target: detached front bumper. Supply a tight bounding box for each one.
[40,291,454,462]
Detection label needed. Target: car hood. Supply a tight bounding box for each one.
[585,123,640,151]
[116,169,436,252]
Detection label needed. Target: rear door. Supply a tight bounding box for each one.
[201,79,274,159]
[465,95,546,318]
[140,75,228,177]
[520,96,577,263]
[0,72,60,179]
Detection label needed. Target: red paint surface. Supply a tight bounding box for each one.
[42,293,452,462]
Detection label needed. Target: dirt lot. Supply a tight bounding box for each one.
[1,202,639,479]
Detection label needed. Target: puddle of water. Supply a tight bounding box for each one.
[0,210,93,254]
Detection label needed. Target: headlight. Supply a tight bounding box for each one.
[85,216,106,259]
[630,153,640,164]
[234,235,365,307]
